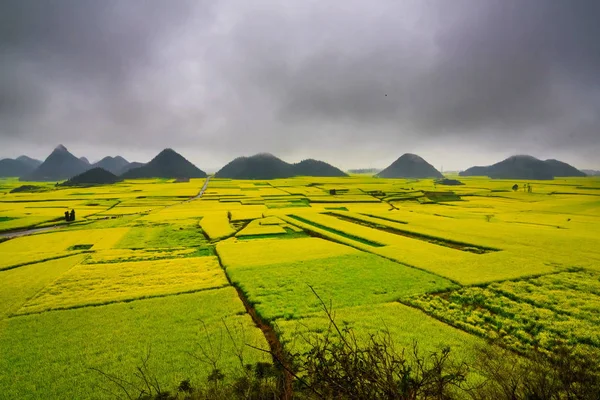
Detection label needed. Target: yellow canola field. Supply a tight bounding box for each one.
[16,256,228,315]
[0,254,87,319]
[0,228,129,253]
[199,212,235,240]
[281,213,557,284]
[0,228,130,270]
[236,219,286,237]
[217,237,358,269]
[229,207,266,222]
[258,216,285,225]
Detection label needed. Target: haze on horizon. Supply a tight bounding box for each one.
[1,1,599,171]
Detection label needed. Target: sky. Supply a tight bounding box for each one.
[1,1,599,172]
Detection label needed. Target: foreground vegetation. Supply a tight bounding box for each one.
[0,174,598,398]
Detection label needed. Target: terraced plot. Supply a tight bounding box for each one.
[0,288,270,400]
[17,256,228,314]
[406,270,600,357]
[0,175,599,398]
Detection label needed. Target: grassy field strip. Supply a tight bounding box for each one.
[115,223,207,249]
[278,214,379,253]
[360,210,600,270]
[84,248,201,264]
[0,254,88,319]
[405,271,600,356]
[0,288,270,400]
[0,227,130,255]
[374,244,557,285]
[217,237,358,269]
[217,239,456,321]
[15,256,229,315]
[235,219,287,237]
[199,212,236,240]
[365,209,600,255]
[327,210,499,253]
[287,214,385,247]
[280,214,557,285]
[487,271,600,323]
[276,302,485,363]
[0,251,88,272]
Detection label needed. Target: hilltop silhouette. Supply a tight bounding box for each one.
[377,153,443,179]
[460,155,586,180]
[215,153,347,179]
[120,148,206,179]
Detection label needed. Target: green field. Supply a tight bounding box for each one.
[1,175,599,398]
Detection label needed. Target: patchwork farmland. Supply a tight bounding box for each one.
[0,175,599,398]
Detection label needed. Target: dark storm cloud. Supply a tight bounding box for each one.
[0,0,598,169]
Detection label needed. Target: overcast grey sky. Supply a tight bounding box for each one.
[1,0,599,171]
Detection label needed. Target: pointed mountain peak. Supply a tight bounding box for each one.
[120,148,206,179]
[157,148,177,156]
[54,144,68,153]
[377,153,443,178]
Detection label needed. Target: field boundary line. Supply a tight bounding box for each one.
[327,211,500,253]
[280,214,464,286]
[214,245,293,400]
[0,251,90,272]
[10,283,230,318]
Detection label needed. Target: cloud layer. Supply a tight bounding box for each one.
[1,0,598,169]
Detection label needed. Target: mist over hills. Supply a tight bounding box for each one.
[582,169,600,176]
[215,153,347,179]
[16,156,42,169]
[460,155,586,180]
[121,148,207,179]
[377,154,443,179]
[92,156,136,175]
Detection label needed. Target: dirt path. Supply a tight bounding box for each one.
[0,225,63,239]
[192,176,211,200]
[214,251,293,399]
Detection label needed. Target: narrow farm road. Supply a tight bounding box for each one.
[0,225,62,239]
[193,175,211,200]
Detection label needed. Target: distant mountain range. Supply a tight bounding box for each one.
[460,155,586,180]
[215,153,347,179]
[3,145,201,182]
[1,146,594,182]
[377,154,443,179]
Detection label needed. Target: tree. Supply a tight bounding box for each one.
[69,209,75,221]
[512,184,519,191]
[64,211,70,221]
